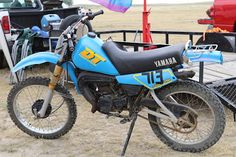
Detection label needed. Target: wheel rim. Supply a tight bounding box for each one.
[13,85,70,134]
[157,91,215,145]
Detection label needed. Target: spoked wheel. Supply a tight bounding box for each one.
[7,77,77,139]
[148,80,225,152]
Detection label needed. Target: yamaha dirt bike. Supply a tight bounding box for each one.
[7,10,225,156]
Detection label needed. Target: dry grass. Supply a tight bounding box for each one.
[91,3,210,44]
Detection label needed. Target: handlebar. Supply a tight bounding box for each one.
[81,10,104,23]
[66,10,102,35]
[88,10,104,20]
[59,10,104,54]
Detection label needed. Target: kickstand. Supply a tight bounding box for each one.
[120,113,138,157]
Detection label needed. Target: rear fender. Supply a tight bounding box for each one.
[12,52,79,93]
[183,50,223,64]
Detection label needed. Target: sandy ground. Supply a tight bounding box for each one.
[1,3,236,157]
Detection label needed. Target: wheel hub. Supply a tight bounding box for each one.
[32,99,52,118]
[173,110,198,133]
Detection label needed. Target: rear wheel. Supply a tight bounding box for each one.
[196,33,235,52]
[0,50,5,68]
[7,77,77,139]
[0,40,15,69]
[0,50,9,69]
[148,80,225,152]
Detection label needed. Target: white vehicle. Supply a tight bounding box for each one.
[0,0,80,68]
[0,10,11,68]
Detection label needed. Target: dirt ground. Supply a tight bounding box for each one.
[1,3,236,157]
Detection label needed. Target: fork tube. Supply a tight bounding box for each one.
[38,65,63,117]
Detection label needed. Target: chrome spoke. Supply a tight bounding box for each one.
[157,91,215,145]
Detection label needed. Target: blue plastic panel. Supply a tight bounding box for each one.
[72,35,119,76]
[116,68,177,90]
[12,52,80,94]
[183,50,223,64]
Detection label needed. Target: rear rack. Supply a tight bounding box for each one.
[190,44,218,52]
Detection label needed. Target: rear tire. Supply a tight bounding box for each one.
[0,50,5,68]
[0,41,15,69]
[0,50,8,69]
[196,33,235,52]
[148,80,225,152]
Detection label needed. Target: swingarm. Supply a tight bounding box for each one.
[141,90,198,123]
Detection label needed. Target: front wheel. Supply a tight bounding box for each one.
[7,77,77,139]
[148,80,225,152]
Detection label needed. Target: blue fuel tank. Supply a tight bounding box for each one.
[72,33,119,75]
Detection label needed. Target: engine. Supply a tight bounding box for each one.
[78,72,130,114]
[97,94,128,114]
[90,80,129,114]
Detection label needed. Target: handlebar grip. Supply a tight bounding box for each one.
[89,10,104,19]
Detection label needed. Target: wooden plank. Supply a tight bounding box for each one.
[186,52,236,82]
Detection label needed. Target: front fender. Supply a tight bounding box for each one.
[12,52,61,73]
[12,52,80,93]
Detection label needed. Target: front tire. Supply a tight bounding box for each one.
[148,80,225,152]
[7,77,77,139]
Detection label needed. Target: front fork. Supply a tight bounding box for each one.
[37,65,63,118]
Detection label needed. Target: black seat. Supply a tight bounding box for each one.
[102,41,185,75]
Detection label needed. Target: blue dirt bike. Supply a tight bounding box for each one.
[7,10,225,156]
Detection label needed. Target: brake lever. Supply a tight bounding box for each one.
[81,16,89,24]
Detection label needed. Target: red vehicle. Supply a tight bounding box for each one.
[198,0,236,32]
[197,0,236,52]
